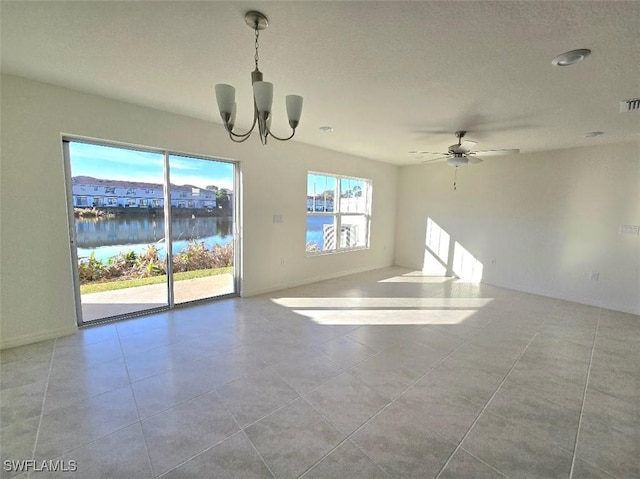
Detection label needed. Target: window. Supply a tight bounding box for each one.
[76,196,88,206]
[306,172,371,253]
[105,187,116,194]
[106,197,118,206]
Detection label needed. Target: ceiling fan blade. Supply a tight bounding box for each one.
[473,148,520,156]
[468,155,483,164]
[457,140,477,153]
[417,151,448,155]
[422,156,449,164]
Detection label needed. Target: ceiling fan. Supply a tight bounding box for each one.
[416,131,520,167]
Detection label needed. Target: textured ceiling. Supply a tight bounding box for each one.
[1,1,638,164]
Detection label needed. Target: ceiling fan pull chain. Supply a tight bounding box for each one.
[453,167,457,190]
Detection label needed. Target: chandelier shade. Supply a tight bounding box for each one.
[286,95,303,128]
[214,11,303,145]
[215,84,235,119]
[253,81,273,115]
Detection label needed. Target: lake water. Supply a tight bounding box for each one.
[77,215,330,262]
[76,216,233,262]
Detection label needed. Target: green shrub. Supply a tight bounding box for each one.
[78,252,105,282]
[78,242,233,284]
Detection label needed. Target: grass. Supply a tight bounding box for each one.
[80,267,232,294]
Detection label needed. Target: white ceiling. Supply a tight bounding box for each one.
[1,1,638,165]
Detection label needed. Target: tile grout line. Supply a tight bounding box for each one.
[568,307,601,479]
[456,447,509,478]
[296,308,509,478]
[433,304,555,479]
[20,329,147,470]
[236,431,277,479]
[133,350,349,476]
[297,395,394,478]
[224,407,278,479]
[153,367,314,479]
[30,338,57,461]
[116,325,155,478]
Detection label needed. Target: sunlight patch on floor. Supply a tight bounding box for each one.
[377,275,453,284]
[271,297,493,309]
[270,295,492,326]
[295,308,480,325]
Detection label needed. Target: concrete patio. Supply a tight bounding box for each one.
[81,273,235,322]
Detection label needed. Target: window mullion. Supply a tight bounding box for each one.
[306,171,371,254]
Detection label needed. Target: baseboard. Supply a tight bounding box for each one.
[241,264,389,297]
[0,325,78,350]
[481,279,640,316]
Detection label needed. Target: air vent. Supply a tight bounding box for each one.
[620,98,640,113]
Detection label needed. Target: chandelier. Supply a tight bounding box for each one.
[214,11,303,145]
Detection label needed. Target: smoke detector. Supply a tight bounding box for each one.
[552,49,591,66]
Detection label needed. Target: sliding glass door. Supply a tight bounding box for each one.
[64,140,237,324]
[168,154,235,304]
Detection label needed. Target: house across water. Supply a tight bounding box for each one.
[71,176,231,210]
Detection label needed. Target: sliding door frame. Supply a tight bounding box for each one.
[62,140,86,328]
[62,135,240,327]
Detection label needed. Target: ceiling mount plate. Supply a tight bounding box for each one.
[245,11,268,30]
[455,130,467,139]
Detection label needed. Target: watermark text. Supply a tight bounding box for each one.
[3,460,77,473]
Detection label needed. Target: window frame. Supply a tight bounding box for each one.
[306,171,372,255]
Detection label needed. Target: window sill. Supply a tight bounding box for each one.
[305,246,370,257]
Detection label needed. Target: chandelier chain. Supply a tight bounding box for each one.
[254,26,260,70]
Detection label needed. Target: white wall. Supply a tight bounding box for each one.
[394,143,640,315]
[0,75,398,348]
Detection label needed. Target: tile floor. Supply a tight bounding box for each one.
[0,267,638,478]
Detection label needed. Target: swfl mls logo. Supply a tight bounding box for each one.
[3,460,77,473]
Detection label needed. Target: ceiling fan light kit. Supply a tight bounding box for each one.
[214,11,303,145]
[446,154,469,167]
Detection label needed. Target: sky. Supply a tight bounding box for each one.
[69,142,234,190]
